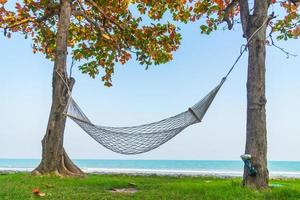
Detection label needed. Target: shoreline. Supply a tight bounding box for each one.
[1,168,300,179]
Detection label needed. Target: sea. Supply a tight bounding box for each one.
[0,159,299,178]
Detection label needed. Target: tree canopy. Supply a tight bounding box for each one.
[0,1,299,86]
[0,0,187,86]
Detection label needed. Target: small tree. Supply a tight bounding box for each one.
[133,0,299,189]
[190,0,298,188]
[0,0,190,176]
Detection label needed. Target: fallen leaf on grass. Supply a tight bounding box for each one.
[32,188,40,194]
[32,188,46,197]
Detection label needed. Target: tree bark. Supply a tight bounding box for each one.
[241,0,270,189]
[32,0,84,176]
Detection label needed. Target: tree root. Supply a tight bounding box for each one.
[32,148,84,177]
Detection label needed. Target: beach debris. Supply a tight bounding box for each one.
[109,182,138,194]
[38,192,46,197]
[109,187,138,194]
[32,188,46,197]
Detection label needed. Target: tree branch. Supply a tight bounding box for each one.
[84,0,124,31]
[268,25,297,58]
[253,0,270,17]
[1,6,59,32]
[79,0,132,50]
[238,0,250,37]
[223,0,238,30]
[73,0,134,57]
[72,10,126,55]
[72,10,105,32]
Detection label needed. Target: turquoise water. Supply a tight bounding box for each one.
[0,159,299,177]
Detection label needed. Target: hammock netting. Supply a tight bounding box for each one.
[66,78,225,155]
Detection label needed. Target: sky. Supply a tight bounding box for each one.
[0,6,300,161]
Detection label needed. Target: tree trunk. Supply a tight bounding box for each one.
[32,0,84,176]
[242,10,269,188]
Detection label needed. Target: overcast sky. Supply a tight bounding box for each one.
[1,6,300,161]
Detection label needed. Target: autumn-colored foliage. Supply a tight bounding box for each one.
[0,0,185,86]
[0,0,299,86]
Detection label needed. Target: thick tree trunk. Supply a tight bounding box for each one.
[242,13,269,188]
[32,0,84,176]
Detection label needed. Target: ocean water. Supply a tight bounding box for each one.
[0,159,299,178]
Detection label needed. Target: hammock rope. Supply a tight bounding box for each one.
[58,17,270,155]
[65,79,224,154]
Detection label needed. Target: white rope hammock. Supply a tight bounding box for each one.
[61,17,270,155]
[65,78,225,154]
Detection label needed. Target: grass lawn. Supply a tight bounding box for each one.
[0,173,300,199]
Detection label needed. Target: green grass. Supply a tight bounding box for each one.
[1,173,300,199]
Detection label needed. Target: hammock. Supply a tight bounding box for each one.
[65,78,226,155]
[60,17,269,155]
